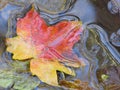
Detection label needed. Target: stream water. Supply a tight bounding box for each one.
[0,0,120,90]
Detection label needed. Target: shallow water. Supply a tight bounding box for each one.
[0,0,120,90]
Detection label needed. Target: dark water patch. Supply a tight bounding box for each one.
[0,37,5,55]
[91,0,120,36]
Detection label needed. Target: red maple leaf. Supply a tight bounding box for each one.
[6,8,84,86]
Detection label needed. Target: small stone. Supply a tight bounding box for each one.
[107,0,120,15]
[110,29,120,47]
[34,0,74,14]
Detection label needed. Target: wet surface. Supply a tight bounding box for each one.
[108,0,120,15]
[0,0,120,90]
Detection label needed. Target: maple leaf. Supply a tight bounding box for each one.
[6,9,84,86]
[30,59,75,86]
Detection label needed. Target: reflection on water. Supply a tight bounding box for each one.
[0,0,120,90]
[68,0,96,23]
[110,28,120,47]
[0,4,20,37]
[86,24,120,64]
[76,24,120,89]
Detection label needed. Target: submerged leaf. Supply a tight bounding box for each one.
[101,74,109,81]
[6,8,84,86]
[97,66,120,90]
[0,61,40,90]
[0,70,14,88]
[59,79,92,90]
[13,74,39,90]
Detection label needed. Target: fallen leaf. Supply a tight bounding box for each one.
[59,79,92,90]
[6,8,84,86]
[30,59,75,86]
[0,61,39,90]
[7,36,36,60]
[0,70,14,88]
[13,74,39,90]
